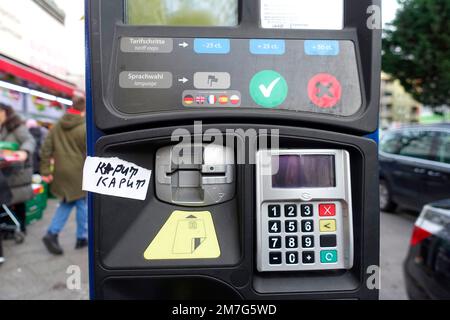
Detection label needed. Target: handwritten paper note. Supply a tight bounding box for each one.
[82,157,152,201]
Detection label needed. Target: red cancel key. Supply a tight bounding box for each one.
[319,204,336,217]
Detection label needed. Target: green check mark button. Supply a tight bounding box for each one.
[249,70,288,108]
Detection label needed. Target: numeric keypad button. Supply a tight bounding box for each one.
[302,235,315,249]
[268,220,281,233]
[284,204,297,217]
[268,205,281,217]
[301,204,314,217]
[286,236,298,249]
[285,220,298,233]
[286,252,299,265]
[269,236,282,249]
[301,220,314,233]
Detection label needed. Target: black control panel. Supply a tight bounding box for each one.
[88,0,381,134]
[114,39,361,117]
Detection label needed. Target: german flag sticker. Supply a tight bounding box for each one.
[183,95,194,105]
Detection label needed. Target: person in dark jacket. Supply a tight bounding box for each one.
[0,103,36,234]
[26,119,48,174]
[41,97,87,255]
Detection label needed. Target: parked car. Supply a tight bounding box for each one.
[404,200,450,299]
[379,124,450,212]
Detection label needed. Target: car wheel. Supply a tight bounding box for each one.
[380,179,397,212]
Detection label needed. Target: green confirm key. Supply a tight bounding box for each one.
[249,70,288,108]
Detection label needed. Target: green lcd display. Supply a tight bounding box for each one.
[126,0,239,26]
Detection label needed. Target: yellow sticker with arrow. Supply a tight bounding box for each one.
[143,211,221,260]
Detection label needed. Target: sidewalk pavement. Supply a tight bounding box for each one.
[0,200,89,300]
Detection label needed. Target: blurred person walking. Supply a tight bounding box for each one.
[0,104,36,234]
[40,97,87,255]
[26,119,48,174]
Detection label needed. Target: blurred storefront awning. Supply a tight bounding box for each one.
[0,55,76,96]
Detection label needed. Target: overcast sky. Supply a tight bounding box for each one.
[383,0,400,26]
[54,0,85,81]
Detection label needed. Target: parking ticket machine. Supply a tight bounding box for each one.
[86,0,381,300]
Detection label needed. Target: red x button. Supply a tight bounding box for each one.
[319,204,336,217]
[307,73,342,109]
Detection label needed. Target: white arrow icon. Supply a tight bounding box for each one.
[178,42,189,48]
[178,77,189,84]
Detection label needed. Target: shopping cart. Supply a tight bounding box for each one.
[0,154,26,245]
[0,205,25,244]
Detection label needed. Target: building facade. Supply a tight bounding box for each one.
[380,72,422,130]
[0,0,83,123]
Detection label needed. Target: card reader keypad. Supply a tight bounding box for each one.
[261,202,344,271]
